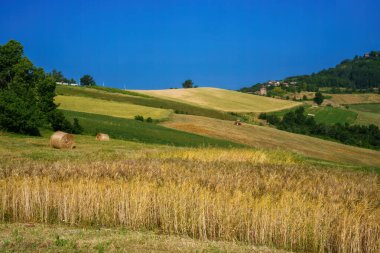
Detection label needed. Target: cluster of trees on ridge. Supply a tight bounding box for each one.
[50,69,96,87]
[240,51,380,94]
[0,40,83,135]
[259,107,380,150]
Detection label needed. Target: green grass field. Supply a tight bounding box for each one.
[56,85,236,120]
[135,87,300,112]
[62,109,243,148]
[349,103,380,113]
[0,224,275,253]
[305,106,358,125]
[349,103,380,127]
[355,111,380,127]
[266,105,358,125]
[56,95,172,120]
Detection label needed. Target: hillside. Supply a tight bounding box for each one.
[56,85,236,120]
[285,51,380,91]
[56,86,380,163]
[240,51,380,94]
[325,93,380,105]
[134,87,299,112]
[162,114,380,167]
[0,84,379,252]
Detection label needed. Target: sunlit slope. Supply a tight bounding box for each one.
[162,114,380,167]
[134,87,299,112]
[55,95,172,120]
[325,93,380,105]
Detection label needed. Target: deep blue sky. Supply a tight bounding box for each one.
[1,0,379,90]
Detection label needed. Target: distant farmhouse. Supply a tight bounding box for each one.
[56,82,78,86]
[256,86,267,96]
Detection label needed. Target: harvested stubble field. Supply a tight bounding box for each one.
[350,103,380,127]
[134,87,299,112]
[326,93,380,106]
[162,114,380,168]
[0,132,379,252]
[56,85,236,121]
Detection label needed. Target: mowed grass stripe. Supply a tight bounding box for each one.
[135,87,300,112]
[62,110,244,148]
[56,95,172,120]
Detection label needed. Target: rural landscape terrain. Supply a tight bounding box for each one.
[1,21,380,253]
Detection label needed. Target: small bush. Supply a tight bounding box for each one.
[134,115,144,121]
[258,113,267,120]
[146,117,153,123]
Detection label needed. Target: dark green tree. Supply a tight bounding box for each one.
[80,74,96,86]
[0,40,82,135]
[313,92,324,105]
[182,80,193,88]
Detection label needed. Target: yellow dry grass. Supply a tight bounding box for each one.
[161,114,380,167]
[327,93,380,105]
[133,87,299,112]
[55,95,172,120]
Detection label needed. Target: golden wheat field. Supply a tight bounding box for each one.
[0,133,379,253]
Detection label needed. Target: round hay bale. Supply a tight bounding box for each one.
[96,133,110,141]
[50,131,75,149]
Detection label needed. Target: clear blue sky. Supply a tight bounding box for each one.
[1,0,379,90]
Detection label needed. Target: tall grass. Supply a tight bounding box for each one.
[0,148,379,252]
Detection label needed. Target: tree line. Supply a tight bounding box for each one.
[240,51,380,94]
[259,107,380,150]
[50,69,97,86]
[285,51,380,92]
[0,40,83,135]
